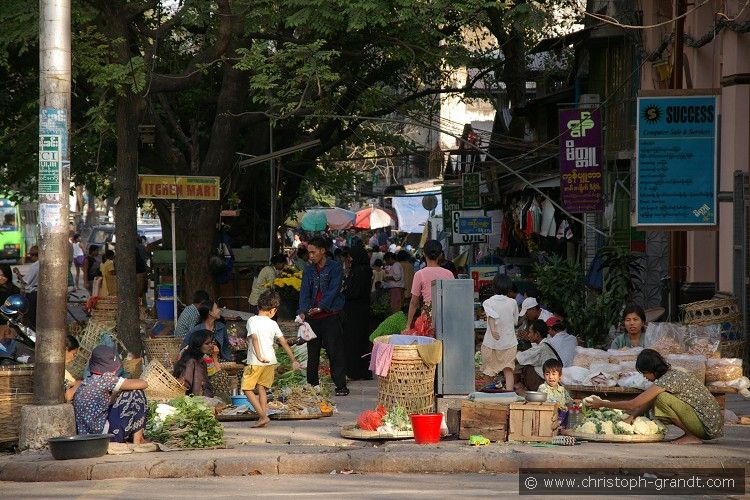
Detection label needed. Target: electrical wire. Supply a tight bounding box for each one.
[584,0,713,30]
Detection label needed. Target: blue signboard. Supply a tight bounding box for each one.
[458,216,492,234]
[635,95,717,226]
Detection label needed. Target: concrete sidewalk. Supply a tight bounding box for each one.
[2,380,749,482]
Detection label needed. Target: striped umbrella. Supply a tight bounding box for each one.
[353,207,397,230]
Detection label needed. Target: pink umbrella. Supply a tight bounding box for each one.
[320,207,356,230]
[353,207,397,230]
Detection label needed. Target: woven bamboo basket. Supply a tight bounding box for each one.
[0,392,34,444]
[143,337,183,371]
[682,298,741,326]
[719,340,745,359]
[143,360,186,402]
[374,335,438,415]
[0,366,34,394]
[211,370,236,403]
[123,357,143,378]
[67,319,119,380]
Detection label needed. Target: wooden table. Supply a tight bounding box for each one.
[566,384,737,410]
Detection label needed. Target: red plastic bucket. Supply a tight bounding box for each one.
[410,413,443,444]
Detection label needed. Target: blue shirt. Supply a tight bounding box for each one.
[298,258,345,315]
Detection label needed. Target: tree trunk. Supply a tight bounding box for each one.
[114,93,145,354]
[501,27,527,139]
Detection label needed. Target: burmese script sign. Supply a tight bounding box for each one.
[558,108,603,213]
[138,175,220,201]
[635,95,717,227]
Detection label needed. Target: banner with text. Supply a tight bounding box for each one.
[635,95,717,227]
[558,108,603,213]
[138,175,221,201]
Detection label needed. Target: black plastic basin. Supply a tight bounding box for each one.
[48,434,111,460]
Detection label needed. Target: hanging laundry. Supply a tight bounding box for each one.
[556,219,573,240]
[540,197,556,237]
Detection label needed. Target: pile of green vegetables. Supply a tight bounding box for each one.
[145,396,224,448]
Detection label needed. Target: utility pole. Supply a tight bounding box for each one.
[20,0,76,449]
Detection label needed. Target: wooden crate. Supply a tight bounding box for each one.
[508,402,558,442]
[459,400,509,441]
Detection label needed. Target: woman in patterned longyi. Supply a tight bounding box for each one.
[72,345,149,443]
[587,349,723,444]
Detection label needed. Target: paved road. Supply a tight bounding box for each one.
[0,473,520,499]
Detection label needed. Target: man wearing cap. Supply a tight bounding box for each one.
[545,318,577,367]
[519,297,553,325]
[72,345,149,443]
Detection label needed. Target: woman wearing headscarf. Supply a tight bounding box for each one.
[342,245,373,380]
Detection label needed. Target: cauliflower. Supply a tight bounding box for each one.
[615,421,635,435]
[600,421,615,435]
[633,416,663,435]
[577,421,598,434]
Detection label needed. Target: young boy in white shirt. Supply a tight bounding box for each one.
[242,290,301,428]
[480,274,519,391]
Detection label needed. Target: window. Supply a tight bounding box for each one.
[0,207,16,230]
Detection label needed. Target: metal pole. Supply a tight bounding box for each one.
[34,0,71,405]
[269,121,274,259]
[171,202,177,321]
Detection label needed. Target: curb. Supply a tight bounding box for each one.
[3,445,750,482]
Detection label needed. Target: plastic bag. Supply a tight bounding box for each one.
[705,358,743,383]
[666,354,706,383]
[572,347,610,368]
[708,376,750,391]
[585,363,619,387]
[618,372,652,390]
[646,323,685,355]
[561,366,590,386]
[684,324,721,356]
[608,347,643,364]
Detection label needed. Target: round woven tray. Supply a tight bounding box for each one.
[560,428,665,443]
[270,411,323,420]
[340,424,414,440]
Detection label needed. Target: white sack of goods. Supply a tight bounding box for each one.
[705,358,743,383]
[708,376,750,398]
[646,323,685,355]
[572,347,610,368]
[585,363,620,387]
[607,347,643,364]
[561,366,590,386]
[684,324,721,356]
[665,354,706,384]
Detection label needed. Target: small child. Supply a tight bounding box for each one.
[242,290,301,428]
[480,274,519,391]
[537,358,572,405]
[371,259,386,293]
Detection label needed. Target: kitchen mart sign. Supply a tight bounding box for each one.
[138,175,220,200]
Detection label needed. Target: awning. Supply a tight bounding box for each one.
[530,26,596,54]
[503,174,560,194]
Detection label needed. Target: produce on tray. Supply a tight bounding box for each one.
[145,396,224,448]
[355,404,412,433]
[575,398,665,436]
[270,383,334,415]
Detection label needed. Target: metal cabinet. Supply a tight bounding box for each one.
[432,279,475,395]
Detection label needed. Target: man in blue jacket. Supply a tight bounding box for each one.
[297,236,349,396]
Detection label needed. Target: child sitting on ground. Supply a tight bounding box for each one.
[242,290,301,428]
[480,274,519,391]
[537,358,572,405]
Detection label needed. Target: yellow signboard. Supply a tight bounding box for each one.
[138,175,220,201]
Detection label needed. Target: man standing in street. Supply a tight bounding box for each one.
[382,252,404,313]
[297,236,349,396]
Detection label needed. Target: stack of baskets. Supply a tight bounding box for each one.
[143,337,183,371]
[90,296,118,322]
[682,297,744,358]
[374,335,440,415]
[67,319,121,380]
[0,366,34,446]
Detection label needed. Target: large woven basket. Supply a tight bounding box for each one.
[144,337,183,371]
[0,392,34,445]
[682,298,742,326]
[0,366,34,394]
[211,370,237,404]
[67,319,119,380]
[374,336,438,415]
[142,360,185,402]
[91,296,119,321]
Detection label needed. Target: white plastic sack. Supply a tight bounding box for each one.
[705,358,743,382]
[296,320,317,341]
[617,372,652,390]
[572,347,610,368]
[561,366,590,386]
[666,354,706,383]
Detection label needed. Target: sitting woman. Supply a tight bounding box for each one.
[588,349,723,444]
[181,299,232,361]
[64,335,81,402]
[73,345,149,443]
[610,304,648,349]
[515,320,560,392]
[173,329,216,397]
